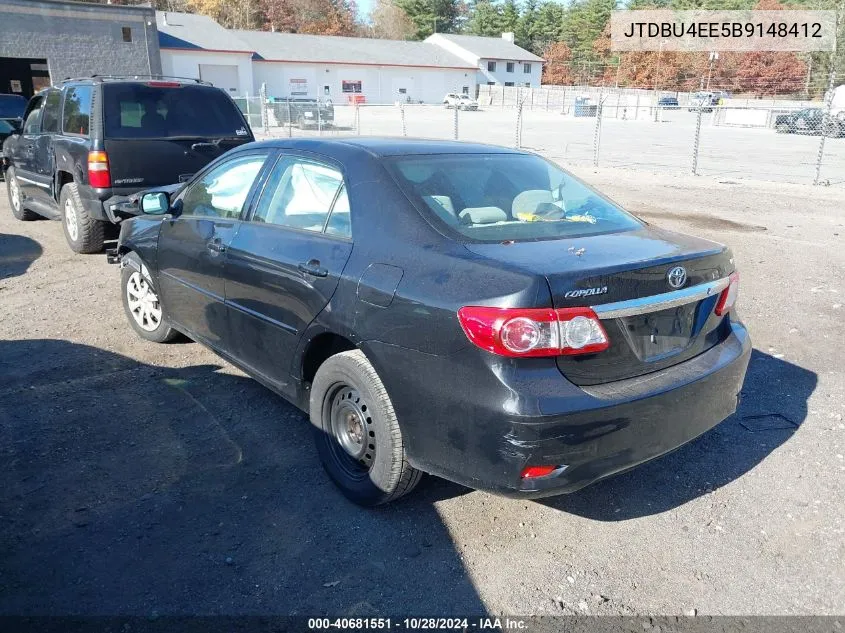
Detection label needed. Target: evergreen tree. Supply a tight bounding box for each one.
[515,0,540,52]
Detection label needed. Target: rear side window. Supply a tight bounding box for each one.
[63,86,93,136]
[252,157,348,235]
[102,84,249,139]
[386,153,641,243]
[41,90,62,133]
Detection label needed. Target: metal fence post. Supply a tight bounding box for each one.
[259,83,268,136]
[592,101,603,166]
[355,104,360,135]
[814,64,838,185]
[317,101,322,136]
[691,106,703,175]
[287,99,292,138]
[400,102,406,137]
[515,99,524,148]
[453,104,459,140]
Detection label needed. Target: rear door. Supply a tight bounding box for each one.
[224,153,353,387]
[156,151,269,347]
[101,82,254,192]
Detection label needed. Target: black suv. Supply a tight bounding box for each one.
[2,76,254,253]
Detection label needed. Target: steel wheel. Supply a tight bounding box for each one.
[9,174,21,213]
[64,198,79,242]
[326,384,376,478]
[125,271,163,332]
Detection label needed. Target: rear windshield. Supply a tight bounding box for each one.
[386,153,641,242]
[0,95,27,119]
[102,84,250,139]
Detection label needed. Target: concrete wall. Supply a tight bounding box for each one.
[161,49,254,96]
[0,0,161,92]
[252,62,476,104]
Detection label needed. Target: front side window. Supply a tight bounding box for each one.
[41,90,62,133]
[62,86,93,136]
[386,153,641,243]
[487,61,496,72]
[253,157,347,235]
[22,97,43,134]
[179,154,266,219]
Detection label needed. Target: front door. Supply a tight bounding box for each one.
[157,151,269,347]
[224,154,353,389]
[14,95,44,200]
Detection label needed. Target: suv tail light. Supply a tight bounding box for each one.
[715,271,740,316]
[87,151,111,188]
[457,306,609,357]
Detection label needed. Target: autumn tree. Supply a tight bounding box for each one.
[260,0,358,34]
[369,0,416,38]
[542,41,575,84]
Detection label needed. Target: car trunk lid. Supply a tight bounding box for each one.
[463,226,735,385]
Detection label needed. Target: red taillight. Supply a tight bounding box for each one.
[715,271,740,316]
[457,306,609,357]
[87,151,110,188]
[521,465,559,479]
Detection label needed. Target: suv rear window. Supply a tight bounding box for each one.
[387,153,641,242]
[102,83,249,139]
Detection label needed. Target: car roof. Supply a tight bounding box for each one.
[244,137,523,158]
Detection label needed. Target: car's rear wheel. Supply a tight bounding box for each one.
[6,167,37,221]
[822,118,841,138]
[121,257,178,343]
[310,350,422,506]
[60,183,105,254]
[775,123,789,133]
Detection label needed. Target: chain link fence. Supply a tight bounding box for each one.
[238,84,845,187]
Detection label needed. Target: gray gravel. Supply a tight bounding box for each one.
[0,165,843,616]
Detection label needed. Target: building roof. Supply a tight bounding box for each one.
[156,11,253,53]
[232,30,476,70]
[427,34,543,63]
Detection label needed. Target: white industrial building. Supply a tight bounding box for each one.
[426,33,544,89]
[156,11,543,103]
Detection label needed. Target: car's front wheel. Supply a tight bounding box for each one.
[121,257,178,343]
[6,167,37,221]
[310,350,422,506]
[60,183,105,253]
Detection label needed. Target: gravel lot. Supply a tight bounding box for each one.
[0,163,843,617]
[264,105,845,187]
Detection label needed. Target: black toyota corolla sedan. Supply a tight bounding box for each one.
[111,138,751,506]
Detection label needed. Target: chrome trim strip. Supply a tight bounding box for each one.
[16,175,50,189]
[591,277,730,319]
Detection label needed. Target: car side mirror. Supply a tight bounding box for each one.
[140,192,170,216]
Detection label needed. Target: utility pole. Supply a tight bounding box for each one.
[653,40,665,95]
[706,51,718,90]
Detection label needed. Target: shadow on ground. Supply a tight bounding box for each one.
[0,233,42,281]
[543,349,816,520]
[0,339,481,616]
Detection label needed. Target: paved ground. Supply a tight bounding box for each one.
[0,164,843,617]
[261,105,845,187]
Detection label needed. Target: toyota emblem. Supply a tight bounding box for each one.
[667,266,687,289]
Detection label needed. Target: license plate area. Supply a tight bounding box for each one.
[619,302,699,362]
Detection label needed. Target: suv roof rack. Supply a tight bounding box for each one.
[60,74,212,86]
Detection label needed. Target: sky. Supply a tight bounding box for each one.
[356,0,374,20]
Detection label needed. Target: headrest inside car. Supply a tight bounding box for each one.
[459,207,507,225]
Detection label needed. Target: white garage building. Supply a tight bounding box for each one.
[156,11,541,103]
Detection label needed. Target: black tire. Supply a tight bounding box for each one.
[60,183,105,254]
[6,167,37,221]
[775,123,789,134]
[822,118,841,138]
[310,350,422,506]
[120,255,178,343]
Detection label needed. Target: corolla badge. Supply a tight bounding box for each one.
[667,266,687,289]
[564,286,608,298]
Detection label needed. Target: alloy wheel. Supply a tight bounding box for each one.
[9,175,21,212]
[126,271,163,332]
[64,198,79,242]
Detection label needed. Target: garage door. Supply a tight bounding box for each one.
[198,64,240,95]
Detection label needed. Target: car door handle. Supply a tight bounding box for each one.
[207,240,226,254]
[298,259,328,277]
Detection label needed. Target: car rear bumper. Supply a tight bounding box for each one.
[365,319,751,498]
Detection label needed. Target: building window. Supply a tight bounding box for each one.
[523,63,532,73]
[524,82,531,87]
[487,81,495,86]
[342,80,362,93]
[462,86,469,94]
[121,26,132,42]
[487,61,496,72]
[506,62,514,73]
[504,82,514,87]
